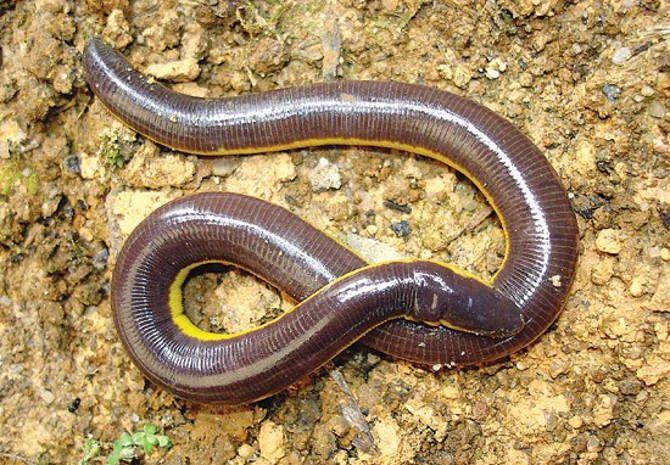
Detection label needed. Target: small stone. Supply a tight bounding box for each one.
[258,421,285,464]
[648,101,666,118]
[592,257,615,284]
[145,58,200,82]
[373,417,400,457]
[618,378,642,396]
[593,394,616,427]
[574,140,596,176]
[404,396,447,441]
[586,434,602,452]
[344,233,403,263]
[102,9,133,49]
[568,415,583,429]
[640,85,655,97]
[40,389,55,404]
[595,229,622,254]
[0,118,26,159]
[636,355,670,386]
[79,152,101,179]
[391,220,410,238]
[93,247,109,270]
[612,47,631,65]
[629,275,646,297]
[181,23,206,59]
[550,274,562,288]
[453,66,472,88]
[485,57,507,80]
[485,67,500,79]
[508,380,570,433]
[121,144,196,188]
[210,158,239,177]
[273,157,297,183]
[309,157,341,192]
[62,155,80,173]
[441,385,459,400]
[238,444,255,459]
[172,82,208,97]
[602,84,621,102]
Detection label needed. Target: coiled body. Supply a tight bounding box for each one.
[84,38,578,404]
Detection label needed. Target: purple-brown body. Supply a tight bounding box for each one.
[84,38,579,404]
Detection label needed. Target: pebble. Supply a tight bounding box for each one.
[210,158,239,177]
[344,233,403,263]
[574,140,596,176]
[237,444,255,459]
[485,67,500,80]
[568,415,583,429]
[122,145,196,188]
[636,355,670,386]
[79,152,101,180]
[40,389,55,404]
[508,380,570,433]
[172,82,208,98]
[273,156,297,183]
[629,275,646,297]
[593,394,616,427]
[0,118,26,159]
[309,157,342,192]
[62,155,80,173]
[591,257,615,284]
[640,85,655,97]
[595,229,622,254]
[391,220,410,238]
[102,9,132,49]
[648,101,665,118]
[93,247,109,270]
[485,57,507,80]
[602,84,621,102]
[145,58,200,82]
[258,421,285,464]
[612,47,631,65]
[372,417,400,457]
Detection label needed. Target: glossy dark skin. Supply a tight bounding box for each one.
[84,38,579,404]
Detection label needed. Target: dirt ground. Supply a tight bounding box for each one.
[0,1,668,464]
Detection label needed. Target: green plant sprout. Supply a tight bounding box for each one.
[107,425,172,465]
[78,436,101,465]
[99,129,125,169]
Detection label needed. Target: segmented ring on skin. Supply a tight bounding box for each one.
[83,38,579,404]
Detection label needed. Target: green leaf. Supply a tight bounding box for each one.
[107,449,121,465]
[79,437,101,465]
[118,432,133,448]
[157,435,172,448]
[131,431,145,445]
[120,447,136,461]
[143,424,158,435]
[142,437,155,455]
